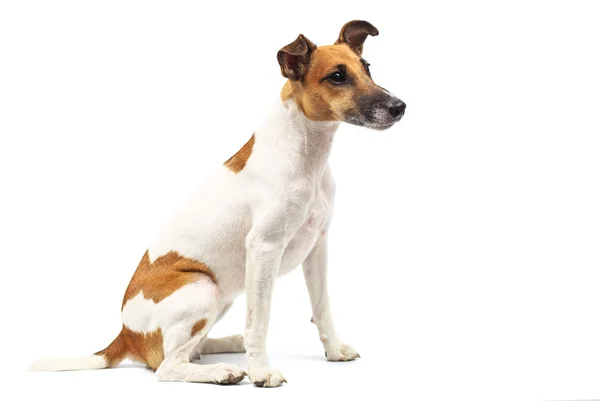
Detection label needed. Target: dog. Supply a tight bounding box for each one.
[28,20,406,387]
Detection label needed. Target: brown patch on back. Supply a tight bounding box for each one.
[191,318,207,337]
[122,251,217,309]
[224,134,255,173]
[280,44,375,121]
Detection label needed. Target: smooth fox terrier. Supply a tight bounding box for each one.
[29,20,406,387]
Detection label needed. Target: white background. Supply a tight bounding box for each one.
[1,1,599,400]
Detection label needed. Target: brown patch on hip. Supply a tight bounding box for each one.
[122,327,165,371]
[191,318,208,337]
[224,134,255,173]
[101,321,209,371]
[95,326,165,371]
[122,251,217,308]
[100,253,217,371]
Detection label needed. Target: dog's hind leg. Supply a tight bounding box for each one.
[188,303,245,359]
[199,335,245,354]
[157,334,247,384]
[154,278,247,384]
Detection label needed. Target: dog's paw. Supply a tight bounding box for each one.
[325,343,360,362]
[212,363,247,385]
[249,366,287,387]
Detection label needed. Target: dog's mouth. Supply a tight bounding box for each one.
[369,120,399,130]
[345,106,405,130]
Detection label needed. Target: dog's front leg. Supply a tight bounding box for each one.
[244,225,287,387]
[303,235,360,362]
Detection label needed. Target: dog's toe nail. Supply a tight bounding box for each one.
[357,353,361,358]
[325,352,328,358]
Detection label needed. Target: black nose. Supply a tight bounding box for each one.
[389,100,406,118]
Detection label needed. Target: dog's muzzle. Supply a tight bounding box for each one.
[346,90,406,130]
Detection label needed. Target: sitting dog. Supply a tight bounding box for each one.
[29,20,406,387]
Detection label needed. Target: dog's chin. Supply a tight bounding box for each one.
[345,117,401,131]
[367,121,397,131]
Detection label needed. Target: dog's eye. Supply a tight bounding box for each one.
[327,71,346,84]
[361,60,371,76]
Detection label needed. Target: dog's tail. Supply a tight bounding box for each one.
[27,329,128,372]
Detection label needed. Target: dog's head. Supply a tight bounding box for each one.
[278,20,405,130]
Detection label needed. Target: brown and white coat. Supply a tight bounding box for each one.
[29,20,405,387]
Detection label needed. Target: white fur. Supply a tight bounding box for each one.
[145,99,351,385]
[27,355,106,372]
[30,99,357,386]
[199,335,245,354]
[120,291,158,332]
[121,278,218,347]
[148,100,337,300]
[303,235,358,361]
[156,334,246,384]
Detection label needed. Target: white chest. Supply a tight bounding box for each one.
[149,100,337,299]
[278,180,333,276]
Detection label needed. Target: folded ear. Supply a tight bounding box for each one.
[335,20,379,56]
[277,34,317,81]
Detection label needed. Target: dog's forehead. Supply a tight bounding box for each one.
[311,44,362,71]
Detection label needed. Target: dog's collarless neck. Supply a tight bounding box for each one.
[255,99,339,175]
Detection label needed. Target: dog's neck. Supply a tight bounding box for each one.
[255,99,339,177]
